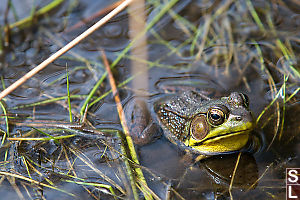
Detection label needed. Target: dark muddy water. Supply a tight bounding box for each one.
[0,0,299,199]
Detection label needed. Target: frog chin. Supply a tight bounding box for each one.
[186,120,254,155]
[190,130,251,155]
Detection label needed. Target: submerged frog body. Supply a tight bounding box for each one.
[155,91,254,155]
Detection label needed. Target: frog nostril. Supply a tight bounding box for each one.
[236,116,242,121]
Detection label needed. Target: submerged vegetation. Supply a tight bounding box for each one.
[0,0,299,199]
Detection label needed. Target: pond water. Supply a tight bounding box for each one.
[0,0,299,199]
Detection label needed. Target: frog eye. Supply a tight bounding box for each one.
[190,114,209,141]
[207,106,228,126]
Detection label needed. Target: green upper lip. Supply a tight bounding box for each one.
[192,129,251,146]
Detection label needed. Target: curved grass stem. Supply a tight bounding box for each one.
[102,51,153,200]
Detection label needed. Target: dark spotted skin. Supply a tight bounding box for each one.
[156,91,208,143]
[157,107,187,140]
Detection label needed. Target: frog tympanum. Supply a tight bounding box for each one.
[127,91,255,156]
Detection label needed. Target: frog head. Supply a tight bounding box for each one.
[157,92,255,155]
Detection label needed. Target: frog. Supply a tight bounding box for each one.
[125,91,255,157]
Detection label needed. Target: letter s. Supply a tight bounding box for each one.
[288,170,299,183]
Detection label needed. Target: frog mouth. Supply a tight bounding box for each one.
[192,129,251,146]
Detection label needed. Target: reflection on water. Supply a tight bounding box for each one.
[0,0,299,199]
[140,139,259,199]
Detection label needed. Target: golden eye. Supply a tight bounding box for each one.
[207,106,227,126]
[190,114,209,141]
